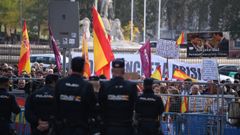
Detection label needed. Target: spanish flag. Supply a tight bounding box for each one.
[92,7,114,79]
[173,69,197,82]
[18,21,31,75]
[165,96,171,112]
[82,33,91,78]
[176,32,184,45]
[180,96,188,113]
[151,65,162,80]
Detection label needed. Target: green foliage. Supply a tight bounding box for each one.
[1,0,240,41]
[0,0,20,27]
[122,21,140,41]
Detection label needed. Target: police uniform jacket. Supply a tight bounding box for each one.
[0,88,20,130]
[99,77,138,126]
[135,89,164,121]
[55,74,97,129]
[25,85,56,129]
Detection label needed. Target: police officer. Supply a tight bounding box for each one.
[135,78,164,135]
[0,76,20,135]
[99,58,138,135]
[89,76,102,135]
[55,57,97,135]
[25,74,59,135]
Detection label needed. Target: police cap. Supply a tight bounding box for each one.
[144,78,153,87]
[71,57,85,73]
[112,58,125,68]
[89,76,99,81]
[45,74,59,84]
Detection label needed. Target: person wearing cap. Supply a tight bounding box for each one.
[0,76,20,135]
[99,58,138,135]
[135,78,164,135]
[54,57,97,135]
[89,76,102,135]
[25,74,59,135]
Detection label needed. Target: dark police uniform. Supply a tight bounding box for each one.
[89,76,102,135]
[25,84,56,135]
[99,59,138,135]
[55,74,97,135]
[135,78,164,135]
[0,77,20,135]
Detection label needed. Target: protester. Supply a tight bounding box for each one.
[190,85,201,95]
[180,79,192,95]
[32,71,44,92]
[168,87,181,113]
[17,79,30,94]
[152,82,161,95]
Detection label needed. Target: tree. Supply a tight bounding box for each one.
[0,0,20,33]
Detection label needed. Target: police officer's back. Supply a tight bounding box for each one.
[55,57,96,135]
[135,78,164,135]
[25,74,59,135]
[89,76,102,135]
[99,58,138,135]
[0,77,20,135]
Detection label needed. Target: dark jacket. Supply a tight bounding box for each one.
[99,77,138,126]
[0,88,20,132]
[55,74,97,130]
[218,38,229,53]
[135,89,164,121]
[25,85,56,133]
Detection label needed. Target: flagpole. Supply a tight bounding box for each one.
[157,0,162,40]
[62,48,66,76]
[143,0,146,43]
[95,0,98,10]
[130,0,134,41]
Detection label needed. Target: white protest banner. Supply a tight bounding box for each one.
[72,52,167,76]
[156,39,179,59]
[202,59,219,81]
[168,60,203,81]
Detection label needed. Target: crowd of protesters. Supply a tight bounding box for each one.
[0,63,59,95]
[1,62,240,98]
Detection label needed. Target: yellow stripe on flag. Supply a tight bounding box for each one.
[173,69,197,82]
[180,96,188,113]
[18,21,31,75]
[82,33,91,78]
[92,7,114,78]
[176,32,184,45]
[151,66,162,80]
[165,96,171,112]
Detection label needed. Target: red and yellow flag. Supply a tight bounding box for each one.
[173,69,197,82]
[151,65,162,80]
[82,33,91,78]
[18,21,31,75]
[176,32,184,45]
[92,6,114,79]
[180,96,188,113]
[165,96,171,112]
